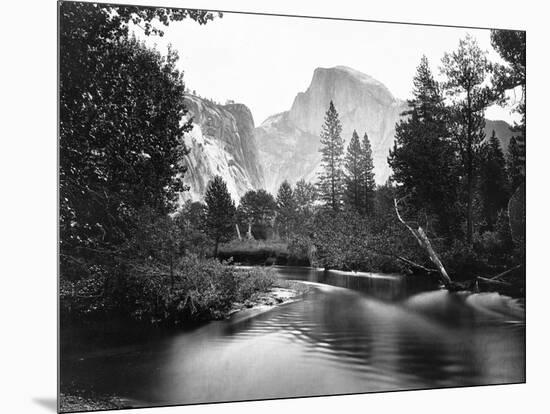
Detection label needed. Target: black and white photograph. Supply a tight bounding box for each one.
[56,1,528,412]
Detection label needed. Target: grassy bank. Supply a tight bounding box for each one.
[218,239,310,266]
[60,255,278,326]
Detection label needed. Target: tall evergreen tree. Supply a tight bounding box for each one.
[276,180,296,240]
[388,56,460,236]
[360,132,376,216]
[506,136,524,191]
[441,35,496,243]
[478,131,509,231]
[490,29,526,165]
[317,101,345,211]
[344,130,363,211]
[204,176,236,256]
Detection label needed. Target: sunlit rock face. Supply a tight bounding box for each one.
[178,71,515,203]
[179,95,264,204]
[256,66,408,194]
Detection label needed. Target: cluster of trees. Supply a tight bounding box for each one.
[176,177,318,258]
[59,1,525,307]
[276,32,526,278]
[59,2,220,280]
[180,31,526,281]
[316,102,376,214]
[388,34,525,244]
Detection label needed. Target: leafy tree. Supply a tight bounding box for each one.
[491,29,526,176]
[344,131,363,211]
[130,208,184,287]
[478,131,509,231]
[59,2,219,276]
[292,179,317,237]
[179,200,207,231]
[441,35,496,243]
[490,30,526,122]
[360,132,376,216]
[276,180,296,240]
[507,136,524,190]
[388,56,460,236]
[176,201,210,257]
[294,179,317,213]
[204,176,236,256]
[237,189,277,239]
[317,101,345,211]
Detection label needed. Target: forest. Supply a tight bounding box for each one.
[59,2,526,328]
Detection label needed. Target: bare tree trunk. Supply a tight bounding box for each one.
[394,198,452,287]
[235,223,242,241]
[246,221,253,240]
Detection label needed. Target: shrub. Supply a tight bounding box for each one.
[60,255,276,324]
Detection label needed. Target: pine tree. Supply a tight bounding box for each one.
[507,136,524,191]
[317,101,345,211]
[344,130,363,211]
[360,132,376,216]
[478,131,509,231]
[204,176,236,256]
[388,56,460,236]
[491,30,525,166]
[441,35,496,243]
[276,180,296,240]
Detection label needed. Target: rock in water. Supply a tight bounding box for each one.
[179,95,265,203]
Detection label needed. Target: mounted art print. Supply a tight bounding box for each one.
[59,1,526,412]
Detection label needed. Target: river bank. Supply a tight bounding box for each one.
[60,265,525,409]
[60,277,312,412]
[227,279,312,316]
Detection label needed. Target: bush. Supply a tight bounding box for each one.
[439,239,486,280]
[60,255,276,324]
[287,234,312,263]
[233,267,277,302]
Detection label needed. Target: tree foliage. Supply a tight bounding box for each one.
[388,56,460,236]
[317,101,345,211]
[294,179,317,214]
[478,131,509,231]
[441,35,496,242]
[237,189,277,239]
[276,180,296,240]
[360,132,376,215]
[506,137,524,191]
[344,131,363,212]
[490,29,526,168]
[59,2,218,276]
[204,176,236,256]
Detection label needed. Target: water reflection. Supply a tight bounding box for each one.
[60,266,525,408]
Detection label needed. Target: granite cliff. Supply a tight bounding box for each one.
[179,95,264,203]
[255,66,408,194]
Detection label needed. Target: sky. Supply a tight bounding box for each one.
[139,11,520,125]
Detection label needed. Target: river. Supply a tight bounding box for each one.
[60,266,525,408]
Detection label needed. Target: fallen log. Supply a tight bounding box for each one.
[488,264,523,281]
[476,276,513,287]
[395,255,439,275]
[394,198,452,288]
